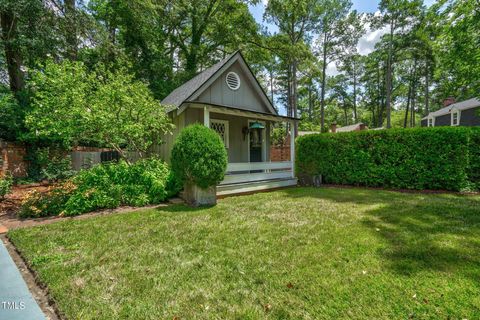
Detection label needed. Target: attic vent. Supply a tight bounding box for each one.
[226,72,240,90]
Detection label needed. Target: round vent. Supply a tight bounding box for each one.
[226,72,240,90]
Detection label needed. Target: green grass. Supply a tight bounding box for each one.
[8,187,480,319]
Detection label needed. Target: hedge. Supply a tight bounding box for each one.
[296,127,480,191]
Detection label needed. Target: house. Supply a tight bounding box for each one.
[421,97,480,127]
[330,122,368,133]
[159,51,299,195]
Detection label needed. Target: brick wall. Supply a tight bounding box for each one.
[269,135,291,162]
[0,140,28,178]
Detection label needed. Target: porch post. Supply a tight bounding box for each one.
[290,121,295,178]
[204,106,210,127]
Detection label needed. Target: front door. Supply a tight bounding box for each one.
[249,127,263,163]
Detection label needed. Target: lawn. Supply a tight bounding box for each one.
[8,187,480,319]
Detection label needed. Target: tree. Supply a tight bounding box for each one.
[169,0,259,79]
[373,0,422,128]
[25,60,172,159]
[315,1,364,131]
[328,74,353,125]
[265,0,319,136]
[431,0,480,101]
[338,53,364,123]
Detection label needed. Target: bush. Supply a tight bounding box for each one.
[0,174,13,200]
[19,158,181,217]
[296,127,480,191]
[171,124,228,189]
[19,182,76,218]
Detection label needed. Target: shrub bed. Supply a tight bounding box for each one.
[0,174,13,200]
[296,127,480,191]
[20,158,181,218]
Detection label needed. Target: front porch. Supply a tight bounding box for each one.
[185,103,297,195]
[217,161,297,196]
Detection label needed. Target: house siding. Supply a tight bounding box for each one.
[433,114,451,126]
[421,119,428,127]
[195,61,271,114]
[459,106,480,126]
[178,108,271,163]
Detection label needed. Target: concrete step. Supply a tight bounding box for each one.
[217,178,297,196]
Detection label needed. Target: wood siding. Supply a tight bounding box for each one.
[195,61,271,114]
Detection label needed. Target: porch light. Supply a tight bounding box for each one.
[249,121,265,129]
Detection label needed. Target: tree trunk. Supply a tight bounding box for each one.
[270,67,274,107]
[320,32,328,132]
[0,9,25,93]
[353,68,358,123]
[424,60,429,115]
[410,59,418,127]
[292,59,298,137]
[65,0,77,60]
[308,83,313,121]
[385,23,395,129]
[404,80,411,128]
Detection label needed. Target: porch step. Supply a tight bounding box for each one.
[217,178,298,196]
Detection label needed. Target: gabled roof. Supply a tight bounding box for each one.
[422,98,480,120]
[161,51,277,115]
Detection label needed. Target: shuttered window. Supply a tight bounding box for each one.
[210,119,229,148]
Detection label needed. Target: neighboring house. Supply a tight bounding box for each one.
[160,51,299,195]
[330,122,368,133]
[421,97,480,127]
[298,131,320,136]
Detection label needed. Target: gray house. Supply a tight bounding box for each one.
[421,98,480,127]
[159,51,298,195]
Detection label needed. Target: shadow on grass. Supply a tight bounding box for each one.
[282,187,480,278]
[154,203,214,213]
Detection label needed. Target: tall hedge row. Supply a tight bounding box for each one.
[296,127,480,191]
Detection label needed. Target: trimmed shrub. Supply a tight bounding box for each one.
[171,124,228,189]
[0,174,13,200]
[296,127,480,191]
[19,158,181,217]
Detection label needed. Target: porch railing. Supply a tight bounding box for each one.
[220,161,293,185]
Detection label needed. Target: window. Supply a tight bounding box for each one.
[226,72,240,90]
[428,118,433,127]
[210,119,229,148]
[452,111,460,126]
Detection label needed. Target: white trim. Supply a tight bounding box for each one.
[210,118,230,148]
[217,178,297,195]
[427,116,434,127]
[227,161,292,172]
[221,171,292,185]
[187,103,298,122]
[248,119,266,163]
[451,108,460,126]
[289,121,295,178]
[204,107,210,127]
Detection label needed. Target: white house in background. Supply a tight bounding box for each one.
[159,51,299,196]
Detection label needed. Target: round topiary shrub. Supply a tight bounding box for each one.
[171,124,228,189]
